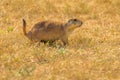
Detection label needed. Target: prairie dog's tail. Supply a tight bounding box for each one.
[22,19,27,36]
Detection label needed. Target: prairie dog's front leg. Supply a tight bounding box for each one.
[61,36,68,45]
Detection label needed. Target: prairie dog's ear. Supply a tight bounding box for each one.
[73,19,77,21]
[68,19,73,23]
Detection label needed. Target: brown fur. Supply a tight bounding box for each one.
[22,19,83,45]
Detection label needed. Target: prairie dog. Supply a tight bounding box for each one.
[22,18,83,45]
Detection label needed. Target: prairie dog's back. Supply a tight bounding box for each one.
[30,21,66,41]
[31,21,63,30]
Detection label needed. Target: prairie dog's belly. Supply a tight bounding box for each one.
[36,30,65,41]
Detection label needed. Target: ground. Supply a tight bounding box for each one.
[0,0,120,80]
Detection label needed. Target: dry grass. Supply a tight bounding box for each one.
[0,0,120,80]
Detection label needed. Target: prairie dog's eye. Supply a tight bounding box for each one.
[74,19,77,21]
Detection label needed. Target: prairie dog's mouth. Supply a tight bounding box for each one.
[67,25,79,31]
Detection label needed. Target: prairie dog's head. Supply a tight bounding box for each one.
[66,19,83,31]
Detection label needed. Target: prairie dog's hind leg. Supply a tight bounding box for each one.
[41,40,55,45]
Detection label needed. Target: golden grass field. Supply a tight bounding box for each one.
[0,0,120,80]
